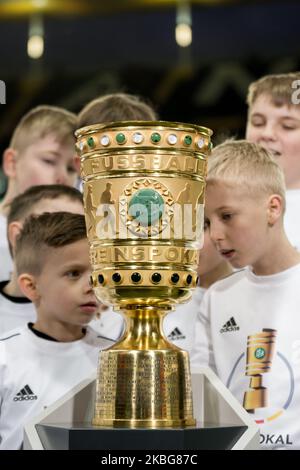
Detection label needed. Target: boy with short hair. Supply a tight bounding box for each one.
[0,105,78,280]
[191,140,300,449]
[0,212,113,450]
[0,184,84,335]
[246,72,300,250]
[77,92,157,129]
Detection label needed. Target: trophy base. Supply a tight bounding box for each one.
[35,422,247,450]
[93,348,195,428]
[92,417,196,428]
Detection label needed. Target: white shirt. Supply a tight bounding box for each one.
[0,281,36,336]
[163,287,205,354]
[284,189,300,251]
[0,215,13,282]
[191,264,300,449]
[89,306,124,341]
[0,325,113,450]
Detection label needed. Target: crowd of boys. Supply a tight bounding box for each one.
[0,72,300,450]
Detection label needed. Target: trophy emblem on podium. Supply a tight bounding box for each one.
[76,121,212,428]
[243,328,277,413]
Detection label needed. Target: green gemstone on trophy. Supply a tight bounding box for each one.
[151,132,161,143]
[254,347,266,360]
[128,188,164,226]
[184,135,192,146]
[116,133,126,144]
[87,137,95,148]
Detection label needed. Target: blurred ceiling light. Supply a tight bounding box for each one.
[27,15,44,59]
[27,35,44,59]
[32,0,48,8]
[176,1,192,48]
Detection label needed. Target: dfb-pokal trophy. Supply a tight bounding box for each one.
[77,121,211,441]
[23,122,260,450]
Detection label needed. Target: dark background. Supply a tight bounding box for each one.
[1,0,300,193]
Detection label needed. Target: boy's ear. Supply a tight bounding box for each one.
[18,273,39,302]
[7,221,23,254]
[2,148,18,178]
[267,194,283,226]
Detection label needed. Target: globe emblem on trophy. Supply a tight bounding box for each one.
[128,188,164,226]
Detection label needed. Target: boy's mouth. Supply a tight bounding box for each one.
[220,249,235,259]
[80,302,98,314]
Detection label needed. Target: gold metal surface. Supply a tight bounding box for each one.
[76,121,212,428]
[243,329,277,412]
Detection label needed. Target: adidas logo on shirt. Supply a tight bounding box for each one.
[220,317,240,333]
[13,385,38,401]
[168,327,186,341]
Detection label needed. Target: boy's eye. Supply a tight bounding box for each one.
[221,213,233,221]
[66,270,80,278]
[204,219,210,230]
[42,159,56,166]
[67,166,77,174]
[282,125,296,130]
[250,118,264,127]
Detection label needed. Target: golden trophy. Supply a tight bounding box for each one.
[243,329,277,412]
[76,121,212,428]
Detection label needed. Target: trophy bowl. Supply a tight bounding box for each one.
[76,121,212,428]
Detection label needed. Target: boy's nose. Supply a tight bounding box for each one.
[209,222,225,243]
[258,124,277,142]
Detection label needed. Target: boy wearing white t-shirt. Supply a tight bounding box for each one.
[191,140,300,449]
[0,212,113,450]
[246,72,300,251]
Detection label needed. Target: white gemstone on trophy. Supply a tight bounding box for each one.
[167,134,177,145]
[79,141,84,151]
[132,132,144,144]
[100,135,110,146]
[197,138,205,149]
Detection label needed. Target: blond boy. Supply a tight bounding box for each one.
[246,72,300,250]
[0,105,78,280]
[191,140,300,449]
[0,212,113,449]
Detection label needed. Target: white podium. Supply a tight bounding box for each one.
[24,367,259,450]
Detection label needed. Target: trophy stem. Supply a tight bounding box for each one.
[93,307,196,428]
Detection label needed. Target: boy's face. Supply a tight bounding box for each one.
[204,181,271,270]
[14,134,77,193]
[246,93,300,189]
[32,239,99,326]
